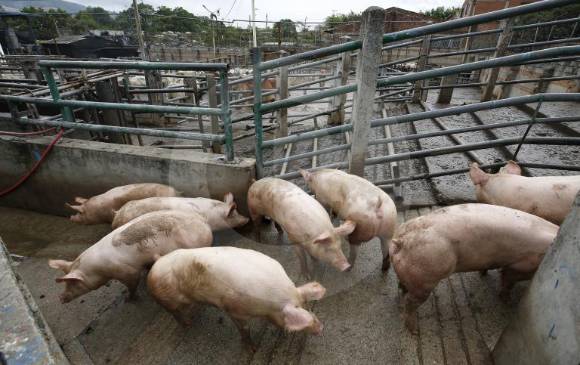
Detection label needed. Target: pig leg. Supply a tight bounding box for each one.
[379,237,391,272]
[347,238,361,269]
[230,316,256,353]
[119,271,141,301]
[169,303,198,327]
[294,245,312,280]
[273,221,284,235]
[403,290,430,335]
[249,210,264,242]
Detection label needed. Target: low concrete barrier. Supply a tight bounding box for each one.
[493,193,580,364]
[0,136,255,216]
[0,239,69,364]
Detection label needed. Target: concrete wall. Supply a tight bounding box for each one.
[0,136,255,217]
[0,239,69,364]
[493,192,580,365]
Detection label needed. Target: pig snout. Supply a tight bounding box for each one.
[336,260,351,272]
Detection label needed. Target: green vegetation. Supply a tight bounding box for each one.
[420,6,460,21]
[324,11,361,28]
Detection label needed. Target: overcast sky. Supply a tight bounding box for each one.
[71,0,465,26]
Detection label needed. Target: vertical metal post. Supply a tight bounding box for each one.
[436,74,457,104]
[207,75,221,154]
[277,66,289,137]
[412,34,432,103]
[329,51,352,125]
[41,66,74,122]
[482,18,514,101]
[219,71,234,161]
[251,48,264,178]
[348,6,384,177]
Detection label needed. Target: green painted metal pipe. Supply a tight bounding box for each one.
[261,47,580,114]
[39,60,229,72]
[264,143,351,167]
[251,48,265,178]
[263,124,352,148]
[369,93,580,128]
[15,117,225,142]
[365,137,580,166]
[40,66,75,123]
[259,0,577,71]
[219,71,234,161]
[0,94,223,116]
[377,46,580,88]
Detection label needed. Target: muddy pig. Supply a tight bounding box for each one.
[66,183,179,224]
[147,246,326,351]
[300,168,397,270]
[389,203,558,333]
[49,210,212,303]
[112,193,249,230]
[247,178,353,277]
[470,161,580,224]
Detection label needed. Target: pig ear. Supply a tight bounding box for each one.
[469,163,489,185]
[74,197,88,204]
[223,192,234,205]
[227,203,237,217]
[299,169,312,183]
[501,160,522,175]
[48,259,72,273]
[282,304,314,332]
[55,272,84,283]
[65,203,84,213]
[297,282,326,302]
[313,232,332,245]
[335,220,356,237]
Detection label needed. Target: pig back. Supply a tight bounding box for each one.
[159,247,299,313]
[249,178,333,240]
[395,204,558,272]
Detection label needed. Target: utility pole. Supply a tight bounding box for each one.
[251,0,257,47]
[203,5,218,57]
[132,0,147,60]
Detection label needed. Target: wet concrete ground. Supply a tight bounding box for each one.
[1,206,527,365]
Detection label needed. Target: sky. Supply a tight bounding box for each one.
[70,0,465,27]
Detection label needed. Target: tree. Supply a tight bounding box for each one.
[324,11,361,28]
[421,7,459,21]
[75,7,114,29]
[273,19,297,47]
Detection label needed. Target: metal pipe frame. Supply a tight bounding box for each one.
[14,117,225,142]
[264,143,351,167]
[259,47,580,114]
[369,116,580,146]
[258,0,576,71]
[39,60,229,72]
[421,75,580,90]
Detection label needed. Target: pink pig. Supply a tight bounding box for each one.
[300,168,397,270]
[49,210,212,303]
[470,161,580,224]
[247,178,353,277]
[389,203,558,333]
[111,193,249,230]
[147,246,326,351]
[66,183,179,224]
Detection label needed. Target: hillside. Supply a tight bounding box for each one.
[0,0,86,13]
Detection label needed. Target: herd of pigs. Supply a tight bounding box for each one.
[48,161,580,351]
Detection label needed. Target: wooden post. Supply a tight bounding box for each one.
[436,74,457,104]
[534,66,556,94]
[348,6,384,177]
[412,34,432,103]
[95,80,125,144]
[207,75,221,153]
[329,51,352,125]
[482,18,514,101]
[277,66,289,137]
[499,65,521,99]
[185,77,208,150]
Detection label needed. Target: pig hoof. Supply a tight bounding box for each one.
[381,260,390,272]
[405,318,418,335]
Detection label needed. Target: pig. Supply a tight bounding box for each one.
[49,210,212,303]
[233,77,276,103]
[247,178,353,277]
[389,203,558,333]
[469,161,580,224]
[111,193,249,231]
[147,246,326,351]
[66,183,179,225]
[300,169,397,270]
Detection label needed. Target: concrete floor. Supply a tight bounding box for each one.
[0,206,527,365]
